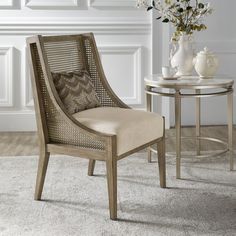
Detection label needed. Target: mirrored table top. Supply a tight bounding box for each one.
[145,75,234,89]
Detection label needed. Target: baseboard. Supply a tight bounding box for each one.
[0,111,36,131]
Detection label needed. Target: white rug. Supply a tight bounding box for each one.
[0,153,236,236]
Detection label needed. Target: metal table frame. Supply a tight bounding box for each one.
[145,76,234,179]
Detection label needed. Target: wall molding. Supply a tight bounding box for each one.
[0,20,151,35]
[24,74,34,108]
[0,111,36,131]
[25,0,84,9]
[0,0,14,8]
[90,0,136,8]
[0,47,13,107]
[99,45,142,105]
[24,47,34,108]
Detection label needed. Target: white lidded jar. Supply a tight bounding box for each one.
[193,47,219,78]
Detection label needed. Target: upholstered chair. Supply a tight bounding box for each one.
[27,33,166,220]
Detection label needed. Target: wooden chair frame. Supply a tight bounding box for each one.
[27,33,166,220]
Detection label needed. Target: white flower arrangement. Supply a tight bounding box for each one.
[137,0,213,41]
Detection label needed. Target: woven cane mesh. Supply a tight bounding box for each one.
[83,37,118,107]
[31,42,105,150]
[44,40,84,73]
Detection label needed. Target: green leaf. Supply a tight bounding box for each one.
[162,18,169,23]
[198,3,204,9]
[156,16,162,20]
[147,6,153,11]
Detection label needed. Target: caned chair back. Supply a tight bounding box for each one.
[27,33,127,149]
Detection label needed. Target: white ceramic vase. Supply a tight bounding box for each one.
[170,34,194,76]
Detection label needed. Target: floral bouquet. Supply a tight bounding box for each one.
[137,0,213,41]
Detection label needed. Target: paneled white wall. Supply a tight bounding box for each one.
[0,0,151,131]
[0,47,13,107]
[0,0,235,131]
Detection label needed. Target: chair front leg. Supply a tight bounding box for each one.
[157,138,166,188]
[106,156,117,220]
[88,160,96,176]
[35,148,50,200]
[106,136,117,220]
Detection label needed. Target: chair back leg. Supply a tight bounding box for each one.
[157,139,166,188]
[147,147,152,163]
[88,160,96,176]
[35,149,50,200]
[106,157,117,220]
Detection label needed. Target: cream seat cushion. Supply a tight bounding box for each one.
[73,107,164,156]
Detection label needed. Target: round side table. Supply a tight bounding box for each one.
[145,75,234,179]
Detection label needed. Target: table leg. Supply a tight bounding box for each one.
[196,89,201,156]
[175,90,181,179]
[228,90,233,170]
[146,91,152,163]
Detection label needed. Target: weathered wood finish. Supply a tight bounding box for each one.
[157,138,166,188]
[47,144,106,161]
[106,136,117,220]
[26,33,166,220]
[88,160,96,176]
[34,148,50,200]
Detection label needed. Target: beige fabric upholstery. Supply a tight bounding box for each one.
[73,107,164,156]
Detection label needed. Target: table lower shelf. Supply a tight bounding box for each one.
[149,136,229,159]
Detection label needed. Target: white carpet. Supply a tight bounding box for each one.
[0,153,236,236]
